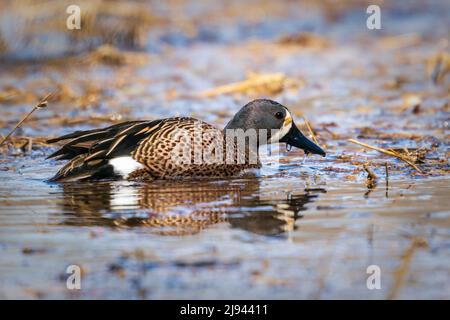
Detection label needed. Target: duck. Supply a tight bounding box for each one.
[46,99,325,182]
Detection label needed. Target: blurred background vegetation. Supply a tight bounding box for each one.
[2,0,447,60]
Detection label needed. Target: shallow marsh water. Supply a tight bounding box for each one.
[0,0,449,299]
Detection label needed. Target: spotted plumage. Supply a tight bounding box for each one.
[47,99,325,182]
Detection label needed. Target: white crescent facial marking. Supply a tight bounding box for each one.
[269,110,293,143]
[109,156,144,177]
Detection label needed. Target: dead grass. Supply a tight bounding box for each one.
[348,139,424,173]
[198,73,302,98]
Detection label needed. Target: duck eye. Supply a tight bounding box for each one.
[275,111,284,119]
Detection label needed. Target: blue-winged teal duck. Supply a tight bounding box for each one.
[47,99,325,182]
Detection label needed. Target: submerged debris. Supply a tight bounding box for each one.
[0,135,51,155]
[22,247,48,255]
[388,237,429,300]
[84,44,149,66]
[362,163,378,189]
[88,45,126,65]
[402,93,422,113]
[277,32,331,49]
[385,162,389,189]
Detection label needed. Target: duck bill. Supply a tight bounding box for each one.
[280,124,326,156]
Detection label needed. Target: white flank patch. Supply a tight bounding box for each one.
[269,110,292,143]
[109,156,144,178]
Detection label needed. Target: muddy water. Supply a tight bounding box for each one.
[0,1,449,299]
[0,158,449,299]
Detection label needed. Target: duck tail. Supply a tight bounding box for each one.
[48,154,117,182]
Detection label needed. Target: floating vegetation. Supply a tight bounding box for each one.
[348,139,424,173]
[198,73,302,98]
[278,32,331,49]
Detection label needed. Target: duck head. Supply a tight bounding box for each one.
[225,99,326,156]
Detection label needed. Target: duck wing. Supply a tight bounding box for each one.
[47,117,223,181]
[46,119,164,181]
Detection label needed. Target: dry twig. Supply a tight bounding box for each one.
[0,92,54,146]
[385,162,389,188]
[303,116,321,147]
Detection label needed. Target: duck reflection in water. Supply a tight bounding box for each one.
[58,177,325,236]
